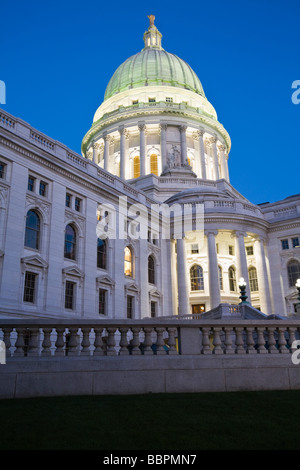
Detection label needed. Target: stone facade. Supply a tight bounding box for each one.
[0,19,299,320]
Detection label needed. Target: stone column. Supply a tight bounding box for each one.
[119,126,126,179]
[92,142,98,164]
[210,136,220,180]
[218,144,227,181]
[176,237,190,315]
[198,128,207,179]
[205,230,221,309]
[103,133,109,171]
[235,231,251,301]
[180,124,187,166]
[138,122,146,176]
[160,122,167,172]
[254,237,272,314]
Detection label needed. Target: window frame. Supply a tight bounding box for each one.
[24,209,41,251]
[65,280,75,310]
[64,224,77,260]
[190,264,204,291]
[23,271,37,303]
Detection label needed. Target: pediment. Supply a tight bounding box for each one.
[21,255,48,269]
[96,275,115,287]
[149,288,162,299]
[125,282,140,293]
[62,265,85,278]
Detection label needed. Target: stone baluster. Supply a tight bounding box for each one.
[212,327,223,354]
[224,327,234,354]
[55,328,65,356]
[246,327,255,354]
[106,328,117,356]
[143,327,154,355]
[167,327,178,355]
[235,327,245,354]
[201,327,212,354]
[131,327,141,355]
[288,327,297,353]
[27,328,39,357]
[267,327,279,354]
[67,328,79,356]
[80,328,91,356]
[3,328,12,357]
[41,328,52,356]
[14,329,25,357]
[278,327,289,354]
[256,327,267,354]
[155,327,166,355]
[119,327,129,355]
[93,328,104,356]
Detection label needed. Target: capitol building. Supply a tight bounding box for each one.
[0,16,299,321]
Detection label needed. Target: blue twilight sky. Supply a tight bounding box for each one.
[1,0,299,205]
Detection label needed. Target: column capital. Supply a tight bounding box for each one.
[218,143,226,152]
[180,124,187,132]
[138,122,146,132]
[204,229,218,237]
[159,122,168,131]
[233,230,248,239]
[209,135,218,144]
[118,125,125,135]
[198,127,205,136]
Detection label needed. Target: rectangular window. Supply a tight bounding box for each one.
[28,175,35,192]
[127,295,134,319]
[281,239,289,250]
[229,245,234,256]
[65,193,71,208]
[246,246,254,256]
[65,281,75,310]
[74,197,81,212]
[99,289,107,315]
[292,237,300,248]
[39,181,47,197]
[191,244,199,254]
[132,100,138,105]
[150,301,156,318]
[23,272,37,303]
[166,97,173,103]
[0,162,6,179]
[148,98,156,103]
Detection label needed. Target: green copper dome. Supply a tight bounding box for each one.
[104,17,205,101]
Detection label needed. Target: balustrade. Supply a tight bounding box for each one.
[0,319,299,358]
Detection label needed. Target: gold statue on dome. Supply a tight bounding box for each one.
[148,14,155,26]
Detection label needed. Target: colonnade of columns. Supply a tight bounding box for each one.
[90,122,229,181]
[175,230,272,315]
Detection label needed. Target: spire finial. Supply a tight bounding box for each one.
[143,14,163,50]
[148,14,155,27]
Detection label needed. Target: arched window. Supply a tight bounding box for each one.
[218,265,223,290]
[248,267,259,292]
[148,255,155,284]
[190,265,204,291]
[150,154,158,176]
[228,266,236,292]
[64,224,76,260]
[124,246,133,277]
[97,238,107,270]
[133,156,140,178]
[24,210,40,250]
[287,260,300,288]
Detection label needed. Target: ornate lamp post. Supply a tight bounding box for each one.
[238,277,248,304]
